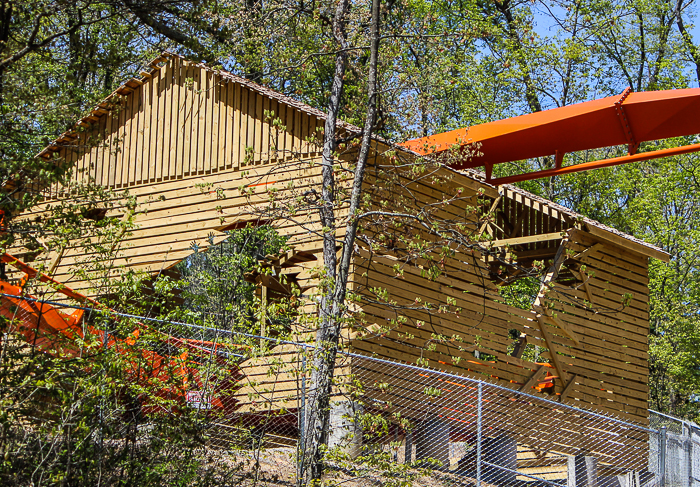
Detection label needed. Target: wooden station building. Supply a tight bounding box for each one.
[18,53,668,473]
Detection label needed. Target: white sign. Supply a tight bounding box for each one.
[185,390,212,410]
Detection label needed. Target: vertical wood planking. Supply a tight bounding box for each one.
[219,75,227,171]
[209,71,218,172]
[162,63,174,180]
[269,99,279,158]
[301,113,309,155]
[277,102,286,156]
[215,74,225,172]
[294,108,301,155]
[202,69,212,174]
[182,61,194,176]
[121,92,133,185]
[104,106,116,187]
[156,67,167,181]
[284,104,294,158]
[122,90,133,186]
[187,65,202,175]
[143,79,158,183]
[243,87,253,167]
[65,144,77,196]
[115,96,129,187]
[101,113,112,187]
[141,84,150,183]
[196,67,207,174]
[74,132,86,188]
[261,95,271,163]
[129,88,142,185]
[137,80,148,184]
[254,92,263,163]
[173,57,185,179]
[308,115,318,153]
[232,82,241,170]
[86,124,100,188]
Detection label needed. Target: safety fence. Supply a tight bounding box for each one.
[0,292,690,486]
[650,411,700,487]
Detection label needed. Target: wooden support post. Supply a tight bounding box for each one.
[478,194,503,237]
[47,245,66,277]
[510,334,527,358]
[560,374,578,402]
[573,267,595,307]
[542,309,580,346]
[532,236,571,387]
[535,314,569,385]
[519,365,548,392]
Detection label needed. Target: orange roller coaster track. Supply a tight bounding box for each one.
[0,252,244,414]
[401,87,700,185]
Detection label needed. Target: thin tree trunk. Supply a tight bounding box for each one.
[674,0,700,85]
[300,0,381,483]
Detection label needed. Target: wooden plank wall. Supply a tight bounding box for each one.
[23,57,327,294]
[45,57,323,196]
[20,56,653,445]
[350,165,651,428]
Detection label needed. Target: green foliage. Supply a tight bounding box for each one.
[0,306,238,486]
[176,225,287,332]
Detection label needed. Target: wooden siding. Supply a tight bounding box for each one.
[45,57,323,196]
[350,165,651,429]
[19,55,656,443]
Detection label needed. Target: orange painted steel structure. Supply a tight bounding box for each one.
[0,252,242,414]
[401,87,700,184]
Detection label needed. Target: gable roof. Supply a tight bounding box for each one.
[36,52,669,262]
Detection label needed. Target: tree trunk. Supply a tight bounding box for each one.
[300,0,381,483]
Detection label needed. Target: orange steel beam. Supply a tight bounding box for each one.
[401,87,700,184]
[489,142,700,185]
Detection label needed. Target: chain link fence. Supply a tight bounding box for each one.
[650,411,700,487]
[0,291,694,486]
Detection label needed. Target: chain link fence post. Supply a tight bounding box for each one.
[477,381,482,487]
[298,354,306,480]
[660,425,667,487]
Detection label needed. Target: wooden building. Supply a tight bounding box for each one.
[18,53,668,468]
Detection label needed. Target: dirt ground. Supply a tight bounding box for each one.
[203,447,491,487]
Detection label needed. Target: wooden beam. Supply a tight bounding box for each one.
[531,237,571,387]
[535,314,569,386]
[479,231,564,249]
[572,267,595,307]
[581,226,670,262]
[47,245,66,277]
[542,308,580,346]
[508,208,528,238]
[478,194,503,236]
[519,365,549,392]
[559,374,578,402]
[572,242,603,261]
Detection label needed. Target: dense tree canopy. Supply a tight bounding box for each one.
[2,0,700,422]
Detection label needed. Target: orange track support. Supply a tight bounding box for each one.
[0,252,243,413]
[401,88,700,184]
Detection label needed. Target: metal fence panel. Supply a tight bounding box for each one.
[2,291,700,486]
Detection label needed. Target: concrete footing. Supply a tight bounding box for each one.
[457,434,517,483]
[568,454,598,487]
[482,435,517,482]
[415,415,451,468]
